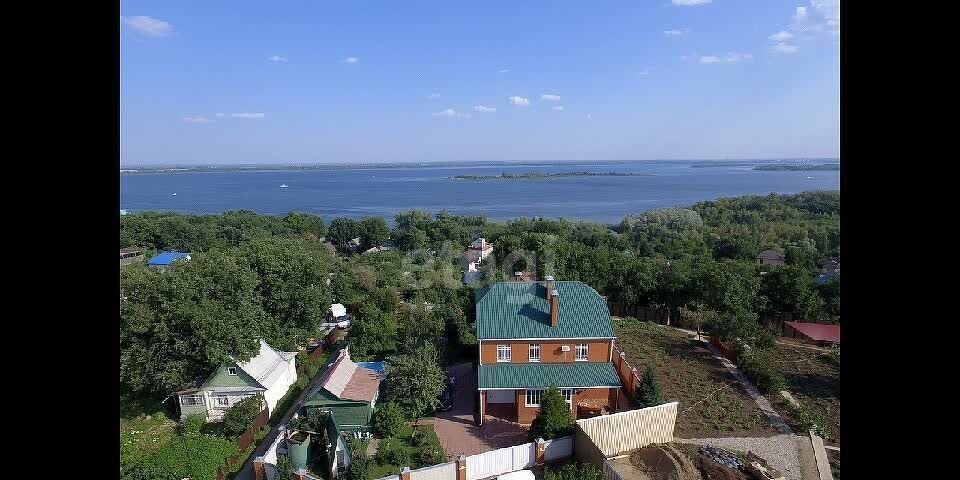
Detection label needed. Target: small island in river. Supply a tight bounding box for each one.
[452,171,653,180]
[753,163,840,171]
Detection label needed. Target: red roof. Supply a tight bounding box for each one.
[784,322,840,343]
[340,368,380,402]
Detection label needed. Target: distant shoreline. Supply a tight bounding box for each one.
[120,158,840,175]
[452,172,654,180]
[753,164,840,171]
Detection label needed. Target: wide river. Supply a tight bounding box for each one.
[120,161,840,224]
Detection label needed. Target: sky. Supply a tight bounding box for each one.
[120,0,840,165]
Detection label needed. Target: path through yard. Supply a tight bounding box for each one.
[433,363,528,457]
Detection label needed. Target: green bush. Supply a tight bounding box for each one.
[636,366,665,408]
[544,462,603,480]
[348,438,371,480]
[740,352,786,394]
[411,426,446,467]
[787,402,828,438]
[222,396,264,438]
[376,437,410,467]
[529,386,574,441]
[275,454,297,480]
[126,435,237,480]
[178,414,207,437]
[371,402,407,438]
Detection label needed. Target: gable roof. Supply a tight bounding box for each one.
[476,281,615,339]
[316,349,380,403]
[148,252,191,266]
[755,249,785,260]
[227,340,295,390]
[785,322,840,343]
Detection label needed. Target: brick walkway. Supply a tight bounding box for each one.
[433,363,529,458]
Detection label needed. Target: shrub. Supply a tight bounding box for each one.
[544,462,603,480]
[178,413,206,437]
[275,454,297,480]
[222,395,264,438]
[348,438,371,480]
[529,386,574,441]
[740,352,786,394]
[127,435,237,480]
[637,366,664,408]
[787,402,828,438]
[376,437,410,467]
[371,402,407,438]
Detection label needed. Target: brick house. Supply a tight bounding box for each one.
[476,276,622,425]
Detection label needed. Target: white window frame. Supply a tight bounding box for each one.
[497,345,512,362]
[575,343,589,361]
[227,367,238,376]
[561,389,574,409]
[528,344,541,363]
[525,389,545,407]
[214,395,230,408]
[180,394,204,406]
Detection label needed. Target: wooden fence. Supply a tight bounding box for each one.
[709,337,739,364]
[217,406,271,480]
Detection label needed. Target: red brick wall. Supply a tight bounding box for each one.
[480,340,612,364]
[510,388,617,424]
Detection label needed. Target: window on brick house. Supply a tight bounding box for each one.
[528,344,540,362]
[525,389,545,407]
[497,345,511,362]
[575,344,588,361]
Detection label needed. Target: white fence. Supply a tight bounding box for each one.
[410,462,457,480]
[543,436,573,461]
[576,402,678,457]
[466,442,535,480]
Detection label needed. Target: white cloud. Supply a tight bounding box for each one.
[344,57,359,64]
[552,106,564,111]
[700,52,753,64]
[664,28,690,37]
[509,96,531,106]
[432,108,471,118]
[541,94,561,102]
[793,6,809,23]
[672,0,711,5]
[586,113,592,120]
[811,0,840,34]
[215,113,224,117]
[183,116,212,123]
[770,43,799,54]
[769,31,794,42]
[474,105,496,113]
[268,55,288,62]
[122,16,174,37]
[499,69,510,73]
[427,93,441,99]
[231,112,265,119]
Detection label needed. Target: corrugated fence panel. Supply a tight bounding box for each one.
[543,436,573,461]
[603,459,625,480]
[409,461,457,480]
[466,442,536,480]
[575,402,678,457]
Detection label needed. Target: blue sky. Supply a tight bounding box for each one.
[120,0,840,165]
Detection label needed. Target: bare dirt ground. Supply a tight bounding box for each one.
[614,320,780,438]
[767,344,840,445]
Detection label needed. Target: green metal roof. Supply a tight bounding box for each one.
[476,281,615,339]
[478,363,622,389]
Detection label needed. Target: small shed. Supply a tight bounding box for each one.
[783,321,840,345]
[755,249,786,266]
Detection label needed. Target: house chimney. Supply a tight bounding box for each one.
[550,290,560,327]
[545,275,554,299]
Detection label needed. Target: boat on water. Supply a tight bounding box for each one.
[805,176,812,179]
[171,193,178,196]
[280,184,289,188]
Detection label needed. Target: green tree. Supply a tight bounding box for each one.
[528,386,574,441]
[275,454,297,480]
[284,212,326,238]
[384,344,447,418]
[222,395,264,438]
[347,438,371,480]
[328,217,362,250]
[637,366,664,408]
[371,402,406,438]
[359,216,390,250]
[349,303,398,359]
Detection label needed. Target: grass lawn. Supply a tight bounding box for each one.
[767,343,840,445]
[120,412,179,468]
[613,318,780,438]
[369,424,447,478]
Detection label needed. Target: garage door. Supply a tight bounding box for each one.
[486,390,515,403]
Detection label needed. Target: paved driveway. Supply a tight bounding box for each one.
[434,363,529,458]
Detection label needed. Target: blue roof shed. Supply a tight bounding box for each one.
[148,252,192,266]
